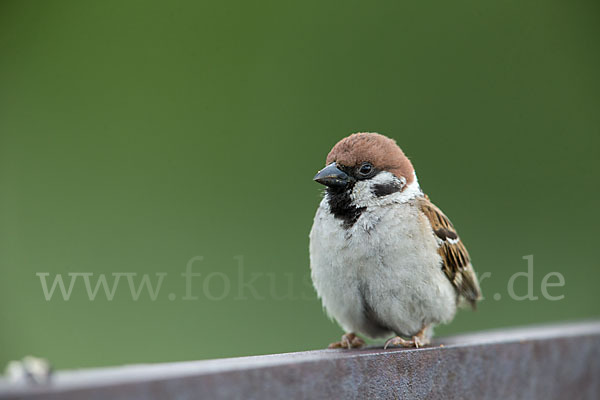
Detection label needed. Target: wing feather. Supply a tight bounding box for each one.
[419,196,482,308]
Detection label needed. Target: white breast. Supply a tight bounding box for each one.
[309,197,457,338]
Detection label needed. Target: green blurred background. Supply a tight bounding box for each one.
[1,0,599,369]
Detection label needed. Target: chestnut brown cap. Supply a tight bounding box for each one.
[326,132,415,184]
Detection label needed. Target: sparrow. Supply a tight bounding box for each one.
[309,132,481,349]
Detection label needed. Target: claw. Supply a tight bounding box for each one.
[328,333,364,349]
[384,326,430,349]
[384,336,413,349]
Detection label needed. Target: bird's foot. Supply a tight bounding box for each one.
[384,327,430,349]
[328,332,365,349]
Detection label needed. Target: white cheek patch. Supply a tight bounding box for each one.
[351,171,422,207]
[350,172,396,204]
[397,172,422,202]
[369,171,399,187]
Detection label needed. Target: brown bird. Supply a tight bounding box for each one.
[309,132,481,348]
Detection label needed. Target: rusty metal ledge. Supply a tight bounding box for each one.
[1,321,599,400]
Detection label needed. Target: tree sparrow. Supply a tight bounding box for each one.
[309,132,481,349]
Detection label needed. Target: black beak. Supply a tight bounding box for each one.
[313,163,350,188]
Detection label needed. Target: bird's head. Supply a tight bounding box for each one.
[314,132,421,207]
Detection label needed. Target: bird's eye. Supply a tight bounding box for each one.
[358,162,373,177]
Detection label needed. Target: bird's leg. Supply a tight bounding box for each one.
[384,325,431,349]
[412,326,431,348]
[328,332,365,349]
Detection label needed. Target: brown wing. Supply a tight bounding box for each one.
[419,196,481,308]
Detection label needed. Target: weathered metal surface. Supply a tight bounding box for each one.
[1,321,599,400]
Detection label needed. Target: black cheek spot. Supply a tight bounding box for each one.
[372,182,403,197]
